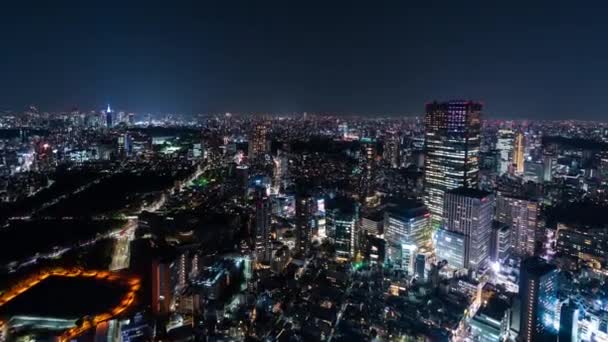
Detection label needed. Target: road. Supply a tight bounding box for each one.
[109,219,137,271]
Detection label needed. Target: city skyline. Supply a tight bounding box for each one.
[2,2,608,341]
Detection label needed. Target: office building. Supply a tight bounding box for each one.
[360,211,383,236]
[435,229,466,269]
[514,132,525,175]
[519,257,558,342]
[249,123,268,160]
[361,235,386,266]
[152,259,172,315]
[235,164,249,197]
[254,185,272,264]
[358,137,377,201]
[424,100,482,227]
[543,153,554,182]
[105,104,113,128]
[441,188,494,271]
[556,222,608,270]
[496,129,514,175]
[383,200,430,270]
[558,302,579,342]
[496,193,539,257]
[383,131,400,168]
[326,197,359,260]
[490,221,511,263]
[295,192,316,256]
[415,253,427,280]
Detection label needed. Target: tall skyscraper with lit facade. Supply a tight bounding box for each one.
[496,129,514,175]
[326,197,360,260]
[254,185,272,264]
[105,104,113,128]
[249,122,268,160]
[295,192,316,256]
[519,257,558,342]
[358,137,376,201]
[514,132,525,174]
[438,188,493,271]
[496,193,539,257]
[423,100,482,227]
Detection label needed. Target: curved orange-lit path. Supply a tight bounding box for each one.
[0,267,140,342]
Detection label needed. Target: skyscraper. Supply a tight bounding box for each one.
[272,151,288,193]
[519,257,558,342]
[326,197,360,260]
[105,104,113,128]
[558,302,579,342]
[496,193,539,257]
[383,131,400,169]
[490,221,511,263]
[295,192,316,256]
[151,259,172,315]
[358,137,377,201]
[438,188,493,271]
[514,132,525,175]
[542,153,554,182]
[249,123,268,160]
[424,100,482,227]
[254,185,272,264]
[496,129,515,175]
[384,200,430,272]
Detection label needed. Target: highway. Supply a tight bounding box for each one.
[109,219,137,271]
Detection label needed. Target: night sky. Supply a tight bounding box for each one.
[1,1,608,120]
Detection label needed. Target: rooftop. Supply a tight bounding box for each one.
[447,187,492,199]
[521,257,558,276]
[477,296,510,322]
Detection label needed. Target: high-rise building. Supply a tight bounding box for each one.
[496,129,515,175]
[556,221,608,270]
[235,165,249,198]
[490,221,511,263]
[326,197,360,260]
[151,259,172,315]
[435,229,466,268]
[105,104,113,128]
[118,133,132,157]
[496,193,539,257]
[358,137,377,201]
[272,152,288,193]
[600,152,608,181]
[383,131,400,168]
[415,253,427,280]
[249,123,268,160]
[439,188,493,271]
[384,200,430,272]
[295,192,316,256]
[127,112,135,125]
[424,100,482,226]
[558,302,579,342]
[254,185,272,264]
[514,132,525,175]
[361,235,386,266]
[360,212,383,236]
[542,153,554,182]
[519,257,558,342]
[338,122,348,138]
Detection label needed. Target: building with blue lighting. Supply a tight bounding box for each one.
[519,257,558,342]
